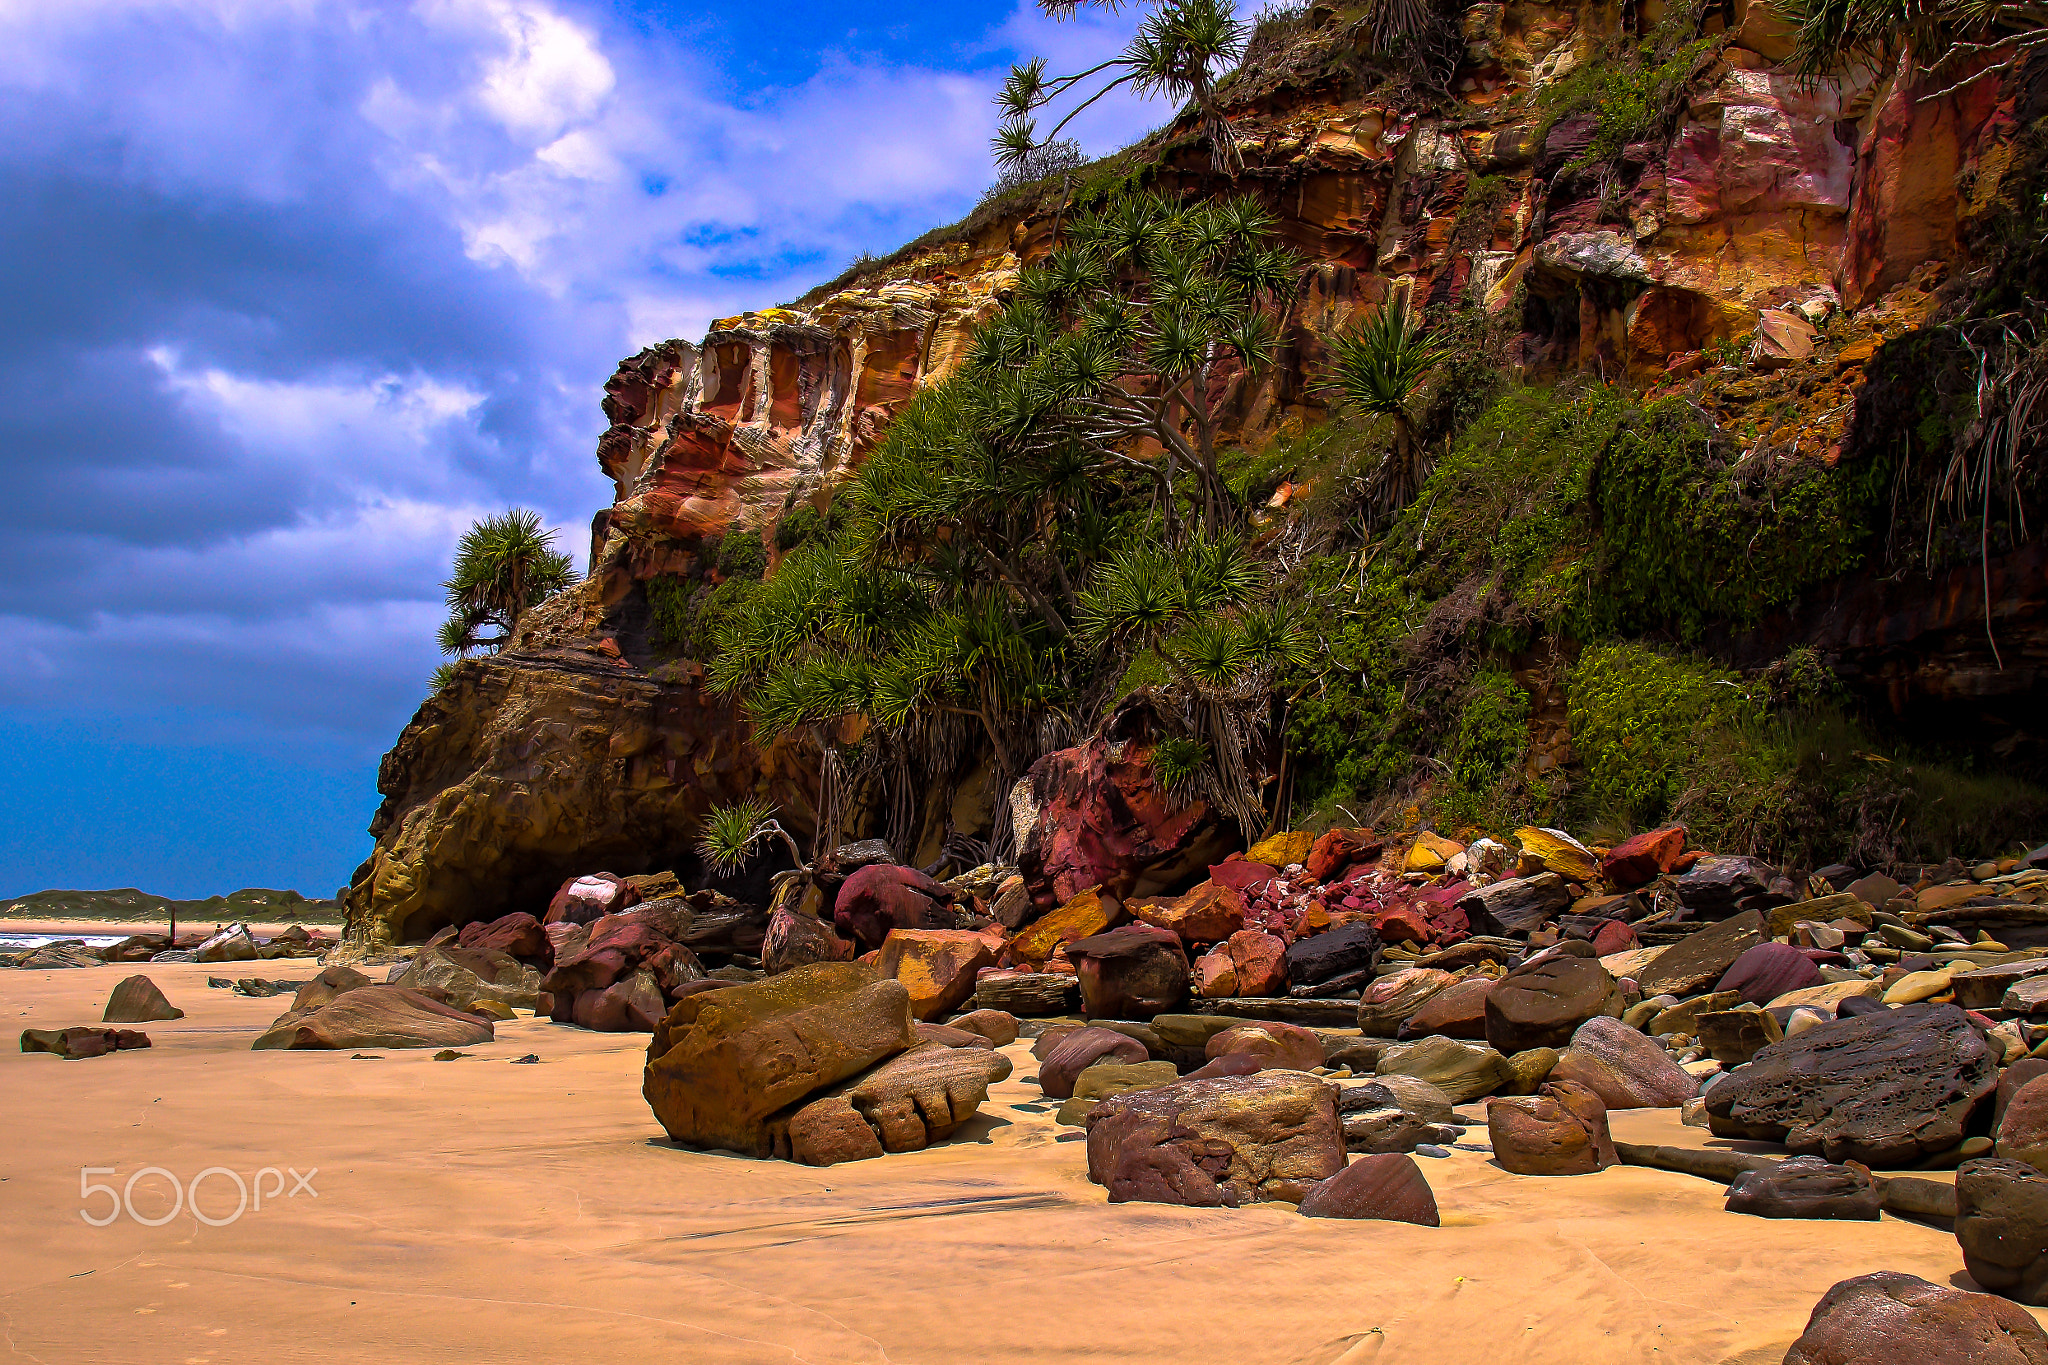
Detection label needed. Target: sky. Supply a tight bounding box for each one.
[0,0,1162,900]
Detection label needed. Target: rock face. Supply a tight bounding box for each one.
[1299,1153,1441,1224]
[1014,700,1236,909]
[252,985,495,1051]
[339,0,2048,950]
[1957,1158,2048,1306]
[102,975,183,1024]
[1705,1002,1998,1165]
[1084,1072,1345,1207]
[1782,1271,2048,1364]
[642,962,913,1156]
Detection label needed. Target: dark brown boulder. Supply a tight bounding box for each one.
[571,970,667,1031]
[1782,1271,2048,1364]
[1485,953,1623,1054]
[1634,911,1765,997]
[1456,873,1569,936]
[457,911,553,966]
[21,1027,151,1059]
[831,864,951,953]
[1283,922,1382,988]
[1066,923,1188,1019]
[1670,855,1775,916]
[1996,1059,2048,1129]
[1039,1026,1150,1098]
[1705,1002,1997,1165]
[290,964,370,1013]
[1715,941,1819,1005]
[102,975,183,1023]
[1958,1158,2048,1305]
[1398,976,1492,1040]
[1298,1153,1440,1224]
[1724,1156,1881,1220]
[1084,1072,1345,1207]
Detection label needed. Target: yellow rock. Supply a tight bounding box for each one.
[1766,893,1873,937]
[1403,831,1465,874]
[1247,830,1316,869]
[1010,887,1123,969]
[1883,968,1956,1004]
[1514,827,1599,883]
[1768,979,1882,1011]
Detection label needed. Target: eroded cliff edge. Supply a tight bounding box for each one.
[344,1,2048,944]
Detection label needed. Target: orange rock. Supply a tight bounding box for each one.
[874,929,999,1022]
[1011,887,1124,969]
[1228,929,1288,996]
[1305,827,1381,882]
[1132,880,1248,946]
[1195,946,1238,997]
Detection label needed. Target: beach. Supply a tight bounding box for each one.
[0,957,2021,1365]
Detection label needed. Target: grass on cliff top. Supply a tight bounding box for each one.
[1,886,342,923]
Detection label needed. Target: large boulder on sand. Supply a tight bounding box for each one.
[1957,1158,2048,1306]
[1487,1078,1617,1175]
[842,1044,1014,1152]
[1724,1156,1881,1220]
[253,985,494,1051]
[1039,1026,1150,1098]
[1705,1002,1997,1165]
[1549,1015,1697,1109]
[1299,1153,1440,1224]
[1782,1271,2048,1364]
[102,975,183,1023]
[21,1027,152,1059]
[1084,1072,1345,1207]
[1375,1036,1511,1103]
[1206,1021,1324,1071]
[642,962,913,1157]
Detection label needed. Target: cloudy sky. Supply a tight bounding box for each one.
[0,0,1160,900]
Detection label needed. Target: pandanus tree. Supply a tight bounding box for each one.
[1777,0,2046,93]
[432,509,575,690]
[1325,296,1450,519]
[994,0,1250,178]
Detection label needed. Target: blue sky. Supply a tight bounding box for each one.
[0,0,1159,900]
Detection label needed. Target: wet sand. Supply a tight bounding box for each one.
[0,960,2024,1365]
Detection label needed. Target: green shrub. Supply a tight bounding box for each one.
[1441,669,1531,824]
[1566,643,1768,829]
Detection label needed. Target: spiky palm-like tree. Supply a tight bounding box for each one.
[1776,0,2045,92]
[995,0,1250,178]
[435,509,576,678]
[697,798,806,877]
[1325,297,1450,516]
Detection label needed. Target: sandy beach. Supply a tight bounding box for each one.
[0,958,2023,1365]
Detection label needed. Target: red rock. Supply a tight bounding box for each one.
[1589,920,1638,956]
[1015,701,1235,906]
[1066,923,1189,1019]
[1398,976,1493,1040]
[1131,880,1247,945]
[832,864,952,953]
[458,911,554,967]
[1374,904,1436,947]
[571,971,666,1031]
[1299,1153,1441,1224]
[1205,1021,1324,1071]
[1487,1078,1617,1176]
[1209,860,1280,893]
[1306,828,1383,883]
[785,1095,884,1167]
[1599,826,1687,888]
[1782,1270,2048,1364]
[1717,941,1821,1005]
[1039,1027,1150,1098]
[20,1026,152,1059]
[1194,946,1238,997]
[544,873,640,926]
[1228,929,1288,997]
[541,902,705,1019]
[1184,1052,1266,1079]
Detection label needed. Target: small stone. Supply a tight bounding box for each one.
[1884,967,1956,1004]
[947,1009,1020,1047]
